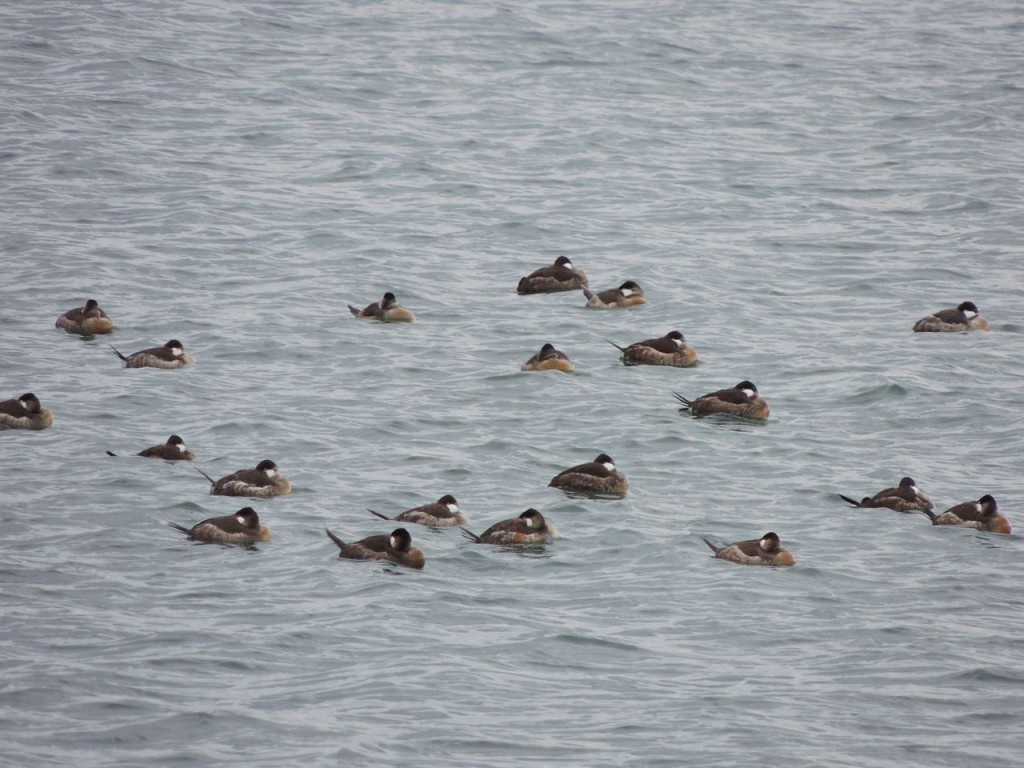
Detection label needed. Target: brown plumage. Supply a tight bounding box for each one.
[548,453,628,496]
[610,330,697,367]
[367,494,467,528]
[347,292,415,322]
[461,509,557,545]
[702,532,795,566]
[923,495,1010,533]
[674,381,770,420]
[583,280,647,309]
[110,339,194,369]
[168,507,271,544]
[198,460,292,498]
[838,476,933,513]
[520,343,574,372]
[325,527,425,569]
[55,299,114,335]
[0,393,53,430]
[516,256,588,294]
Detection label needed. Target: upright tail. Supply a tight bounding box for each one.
[324,527,346,550]
[921,509,937,523]
[109,344,128,362]
[194,466,218,486]
[460,527,483,544]
[606,340,626,353]
[838,494,863,508]
[701,537,720,553]
[347,305,361,317]
[582,288,595,301]
[167,521,191,535]
[106,450,118,457]
[673,392,692,408]
[367,509,390,521]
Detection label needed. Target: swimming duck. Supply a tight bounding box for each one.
[674,380,770,420]
[838,476,933,513]
[325,527,425,569]
[609,330,697,367]
[702,532,795,566]
[168,507,271,544]
[461,509,557,545]
[110,339,194,369]
[913,301,989,332]
[348,292,415,322]
[55,299,114,335]
[0,393,53,430]
[583,280,647,309]
[139,435,196,460]
[520,343,574,372]
[516,256,588,294]
[198,459,292,497]
[922,495,1010,533]
[548,453,628,496]
[368,494,467,528]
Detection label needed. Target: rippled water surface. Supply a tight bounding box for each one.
[3,1,1024,766]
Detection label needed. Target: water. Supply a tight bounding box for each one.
[2,1,1024,766]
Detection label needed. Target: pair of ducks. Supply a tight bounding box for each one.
[840,477,1010,533]
[521,331,698,373]
[516,255,646,309]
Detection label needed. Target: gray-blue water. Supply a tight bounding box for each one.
[3,1,1024,766]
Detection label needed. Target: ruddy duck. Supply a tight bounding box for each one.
[55,299,114,335]
[0,392,53,430]
[923,494,1010,533]
[347,292,415,323]
[516,256,588,294]
[674,380,770,420]
[610,330,697,367]
[702,532,795,566]
[110,339,194,369]
[583,280,647,309]
[913,301,989,332]
[168,507,271,544]
[461,508,557,545]
[520,343,574,372]
[368,494,467,527]
[548,453,628,496]
[838,476,933,513]
[325,526,425,569]
[197,459,292,497]
[139,434,196,460]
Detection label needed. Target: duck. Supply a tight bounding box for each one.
[461,509,556,545]
[702,532,795,566]
[55,299,114,335]
[0,393,53,430]
[368,494,467,528]
[548,453,628,496]
[913,301,989,332]
[922,495,1010,533]
[838,476,933,513]
[139,434,196,460]
[609,330,697,367]
[516,256,588,294]
[347,292,415,323]
[520,343,574,372]
[197,459,292,497]
[110,339,194,369]
[168,507,271,544]
[325,527,425,569]
[0,392,53,430]
[673,380,770,420]
[583,280,647,309]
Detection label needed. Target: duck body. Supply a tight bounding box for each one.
[702,532,795,566]
[168,507,271,544]
[838,476,932,513]
[325,527,425,568]
[348,292,415,323]
[923,495,1010,533]
[611,330,697,367]
[0,393,53,430]
[111,339,194,369]
[674,381,769,420]
[583,280,647,309]
[55,299,114,335]
[548,453,628,496]
[517,256,588,294]
[461,509,556,545]
[913,301,989,332]
[203,460,292,497]
[521,343,574,372]
[368,494,467,528]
